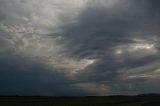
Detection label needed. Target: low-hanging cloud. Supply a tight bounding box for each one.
[0,0,160,96]
[60,0,160,95]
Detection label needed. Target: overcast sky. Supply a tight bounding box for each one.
[0,0,160,96]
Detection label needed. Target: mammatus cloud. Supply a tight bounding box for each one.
[0,0,160,96]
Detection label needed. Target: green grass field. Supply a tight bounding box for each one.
[0,95,159,106]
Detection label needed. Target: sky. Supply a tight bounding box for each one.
[0,0,160,96]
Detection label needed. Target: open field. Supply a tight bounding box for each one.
[0,95,160,106]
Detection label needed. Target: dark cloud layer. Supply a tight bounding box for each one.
[62,0,159,58]
[0,53,94,96]
[60,0,160,95]
[0,0,160,96]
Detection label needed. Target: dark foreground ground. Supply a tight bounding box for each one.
[0,94,160,106]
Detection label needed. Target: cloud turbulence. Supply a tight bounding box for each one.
[0,0,160,96]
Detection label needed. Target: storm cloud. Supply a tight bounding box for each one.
[0,0,160,96]
[60,0,160,95]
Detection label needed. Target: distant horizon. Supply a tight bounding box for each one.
[1,93,160,97]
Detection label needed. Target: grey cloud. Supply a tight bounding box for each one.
[0,0,90,96]
[0,53,94,96]
[59,0,160,94]
[61,4,143,58]
[0,0,160,96]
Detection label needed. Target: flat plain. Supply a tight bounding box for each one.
[0,94,160,106]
